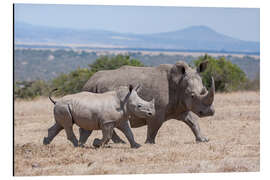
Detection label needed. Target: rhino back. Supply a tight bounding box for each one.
[60,92,123,130]
[83,65,172,108]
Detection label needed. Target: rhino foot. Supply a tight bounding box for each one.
[131,143,141,149]
[93,138,102,148]
[78,144,85,148]
[145,139,155,144]
[196,136,209,143]
[112,138,126,144]
[43,137,50,145]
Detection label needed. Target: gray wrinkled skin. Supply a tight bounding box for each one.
[82,60,215,144]
[43,85,155,148]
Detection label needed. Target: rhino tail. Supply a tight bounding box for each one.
[49,88,58,104]
[67,104,75,124]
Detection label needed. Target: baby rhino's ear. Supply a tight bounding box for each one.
[129,84,134,93]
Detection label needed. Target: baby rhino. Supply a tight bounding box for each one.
[43,85,155,148]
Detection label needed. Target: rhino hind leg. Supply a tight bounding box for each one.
[54,103,79,147]
[93,122,114,148]
[111,130,126,144]
[64,126,79,147]
[78,128,92,147]
[43,122,63,145]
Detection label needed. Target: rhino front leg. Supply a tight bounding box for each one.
[145,119,163,144]
[116,120,141,148]
[179,111,209,142]
[111,130,126,144]
[145,110,165,144]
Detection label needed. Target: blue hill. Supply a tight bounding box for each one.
[15,22,259,53]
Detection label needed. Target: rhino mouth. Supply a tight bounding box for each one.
[198,106,215,117]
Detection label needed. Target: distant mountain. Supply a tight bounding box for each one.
[15,22,259,53]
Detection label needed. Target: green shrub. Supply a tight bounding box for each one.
[14,80,50,99]
[89,55,144,73]
[51,55,144,96]
[14,55,144,99]
[51,68,94,96]
[193,54,247,92]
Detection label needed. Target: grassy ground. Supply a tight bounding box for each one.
[14,91,260,176]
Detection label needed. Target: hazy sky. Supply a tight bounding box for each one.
[14,4,260,42]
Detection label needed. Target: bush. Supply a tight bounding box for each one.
[14,55,145,99]
[89,55,144,73]
[14,80,50,99]
[51,55,144,96]
[51,68,94,96]
[193,54,247,92]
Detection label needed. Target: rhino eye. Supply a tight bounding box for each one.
[138,104,142,108]
[191,93,195,99]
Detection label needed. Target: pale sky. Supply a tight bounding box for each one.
[14,4,260,42]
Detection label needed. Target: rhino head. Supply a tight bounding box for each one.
[170,60,215,117]
[127,84,156,118]
[117,85,155,119]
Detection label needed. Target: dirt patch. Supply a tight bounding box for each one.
[14,91,260,176]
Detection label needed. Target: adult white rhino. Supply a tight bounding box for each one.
[81,61,215,147]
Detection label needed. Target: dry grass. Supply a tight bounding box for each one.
[14,91,260,176]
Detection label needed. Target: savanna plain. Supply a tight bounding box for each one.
[14,91,260,176]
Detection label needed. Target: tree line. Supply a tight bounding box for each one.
[14,49,260,82]
[14,54,259,99]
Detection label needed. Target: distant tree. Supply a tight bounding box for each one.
[51,68,94,96]
[51,55,144,96]
[193,54,247,92]
[89,55,144,73]
[14,80,49,99]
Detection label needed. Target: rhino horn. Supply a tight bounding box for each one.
[202,76,215,105]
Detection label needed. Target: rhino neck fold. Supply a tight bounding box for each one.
[119,98,129,118]
[168,77,186,116]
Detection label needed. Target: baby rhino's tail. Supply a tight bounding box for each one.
[49,88,58,104]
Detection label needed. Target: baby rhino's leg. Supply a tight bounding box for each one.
[93,122,114,148]
[111,130,126,144]
[79,128,92,147]
[43,122,63,145]
[64,126,78,147]
[54,103,79,147]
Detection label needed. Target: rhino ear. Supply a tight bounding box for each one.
[171,62,186,84]
[129,84,134,93]
[197,60,208,73]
